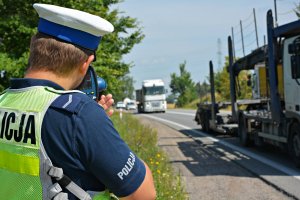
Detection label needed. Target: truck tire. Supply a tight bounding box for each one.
[199,112,206,132]
[289,123,300,167]
[200,113,207,132]
[204,117,210,133]
[195,113,200,125]
[238,114,251,146]
[137,104,143,113]
[203,111,212,133]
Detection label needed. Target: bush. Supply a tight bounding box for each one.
[0,53,28,91]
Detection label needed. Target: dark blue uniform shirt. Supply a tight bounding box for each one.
[10,78,146,199]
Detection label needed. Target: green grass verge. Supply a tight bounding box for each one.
[111,113,188,200]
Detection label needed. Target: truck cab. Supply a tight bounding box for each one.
[284,36,300,119]
[136,79,167,113]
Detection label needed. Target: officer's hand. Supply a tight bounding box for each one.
[98,94,114,117]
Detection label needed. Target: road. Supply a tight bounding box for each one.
[134,109,300,200]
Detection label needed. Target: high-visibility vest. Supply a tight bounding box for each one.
[0,86,114,200]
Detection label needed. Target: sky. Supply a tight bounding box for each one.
[111,0,299,92]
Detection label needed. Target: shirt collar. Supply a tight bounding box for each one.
[10,78,65,90]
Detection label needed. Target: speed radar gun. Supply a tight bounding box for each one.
[77,65,107,101]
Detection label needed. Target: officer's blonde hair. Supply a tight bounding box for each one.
[28,33,93,76]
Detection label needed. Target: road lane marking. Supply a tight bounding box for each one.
[166,111,195,116]
[141,114,300,180]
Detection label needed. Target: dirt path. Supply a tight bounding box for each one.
[137,116,292,200]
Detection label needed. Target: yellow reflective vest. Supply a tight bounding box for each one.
[0,86,114,200]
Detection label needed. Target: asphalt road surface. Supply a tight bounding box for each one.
[134,109,300,200]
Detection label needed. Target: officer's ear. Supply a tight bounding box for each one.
[80,55,94,75]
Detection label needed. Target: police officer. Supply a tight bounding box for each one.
[0,3,156,200]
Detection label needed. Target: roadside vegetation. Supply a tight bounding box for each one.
[169,58,253,109]
[0,0,141,102]
[111,113,188,200]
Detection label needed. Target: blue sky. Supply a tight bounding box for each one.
[112,0,298,91]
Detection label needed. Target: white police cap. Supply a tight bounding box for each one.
[33,3,114,51]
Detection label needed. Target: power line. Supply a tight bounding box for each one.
[244,38,257,48]
[243,29,256,39]
[243,20,255,31]
[240,12,253,22]
[230,8,263,58]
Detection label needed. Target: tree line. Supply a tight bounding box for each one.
[1,1,299,105]
[168,58,255,108]
[0,0,139,101]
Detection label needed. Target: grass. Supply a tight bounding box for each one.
[182,98,199,109]
[182,93,226,109]
[111,113,188,200]
[167,103,176,109]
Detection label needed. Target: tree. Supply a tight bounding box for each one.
[113,75,135,101]
[195,80,210,101]
[214,56,252,101]
[0,0,144,97]
[169,61,197,107]
[214,59,231,101]
[0,53,29,91]
[166,93,177,104]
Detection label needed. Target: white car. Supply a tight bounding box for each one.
[116,101,126,109]
[126,102,137,110]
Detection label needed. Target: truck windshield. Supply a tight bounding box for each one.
[143,86,165,95]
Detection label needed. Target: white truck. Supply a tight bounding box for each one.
[136,79,167,113]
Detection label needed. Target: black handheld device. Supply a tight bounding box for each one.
[76,66,107,101]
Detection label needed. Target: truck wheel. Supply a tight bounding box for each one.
[238,114,251,146]
[201,112,210,133]
[204,117,210,133]
[195,113,200,125]
[289,123,300,167]
[202,112,211,133]
[200,115,207,132]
